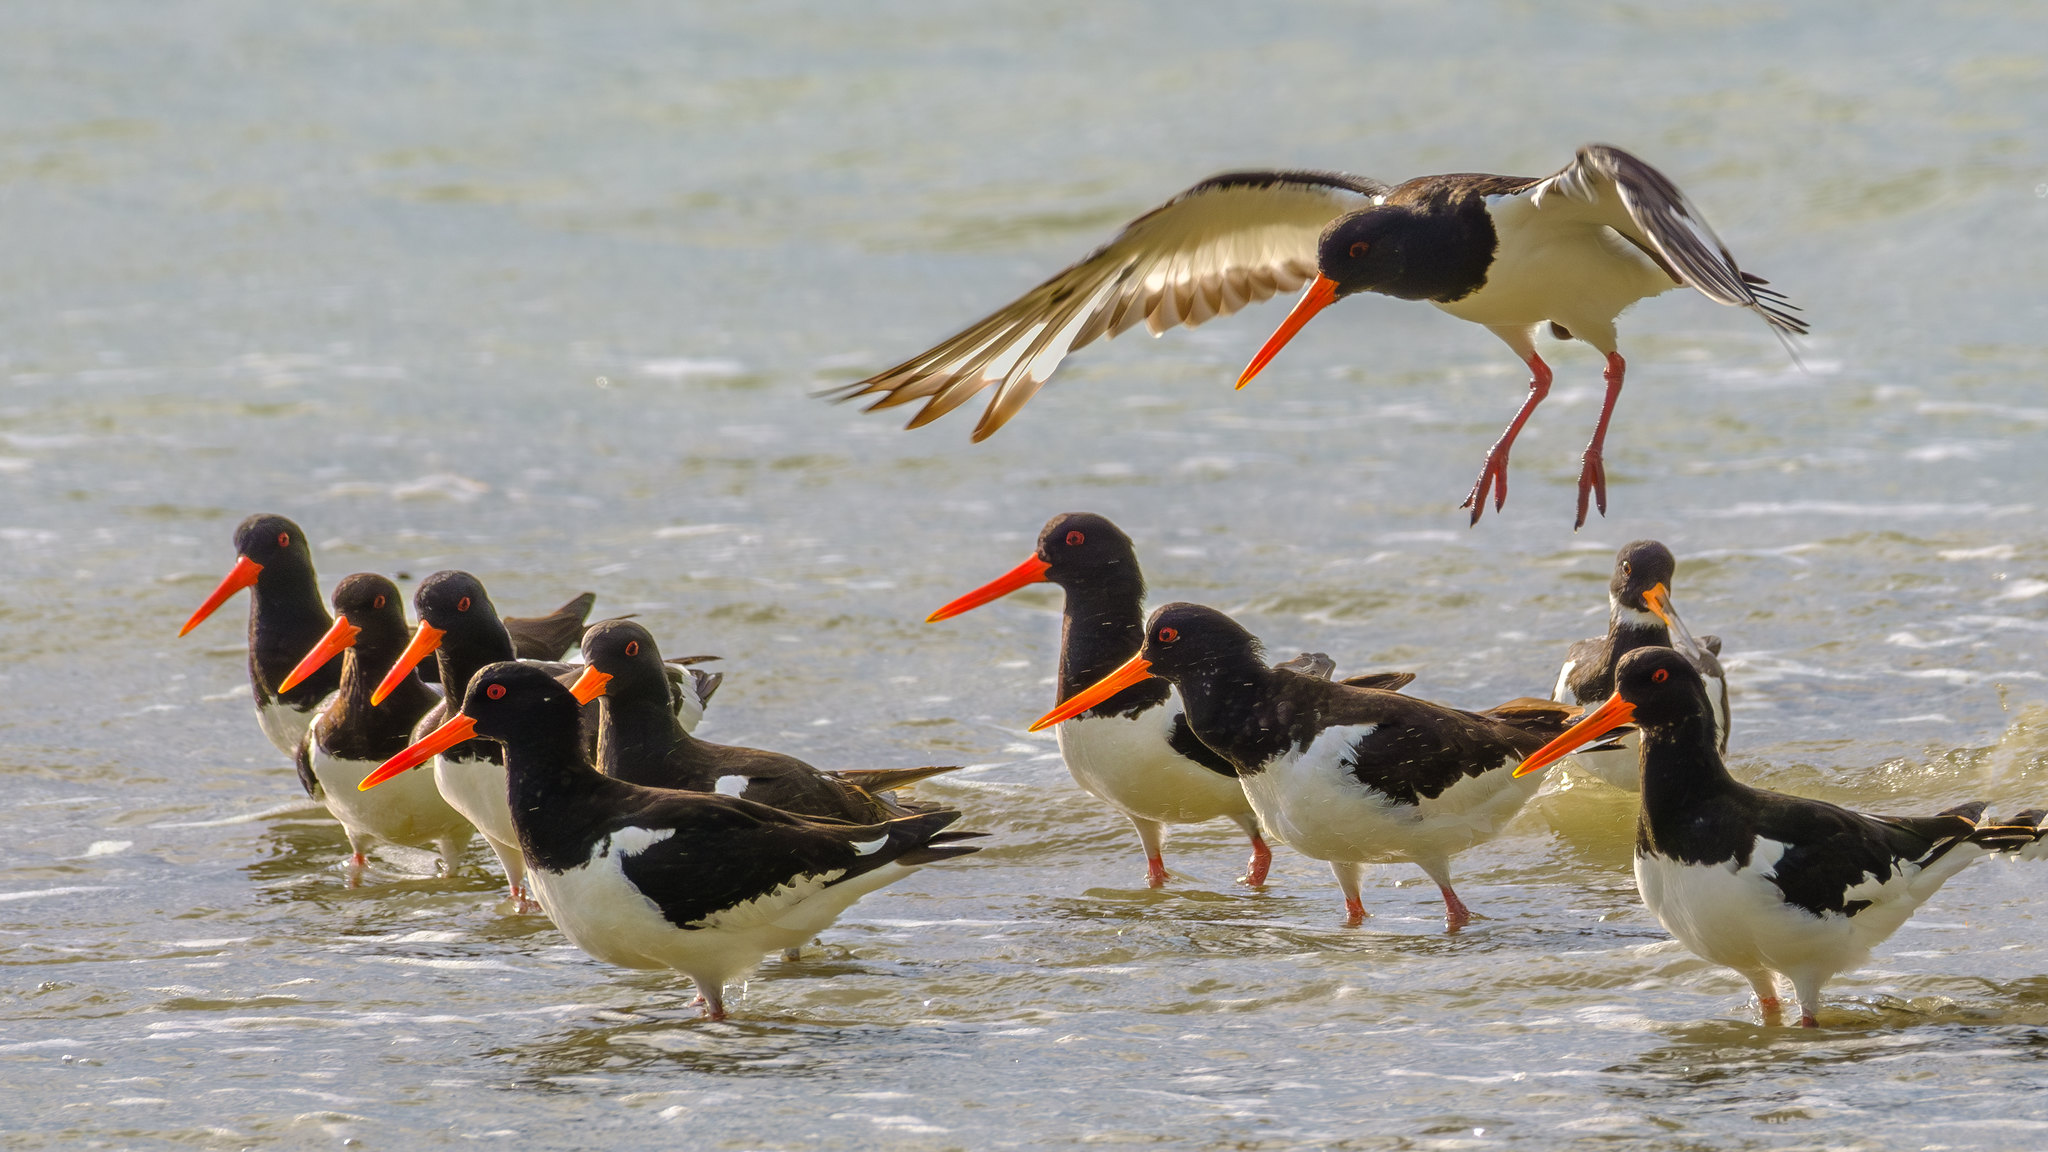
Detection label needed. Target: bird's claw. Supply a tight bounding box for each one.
[1574,449,1607,530]
[1460,450,1511,527]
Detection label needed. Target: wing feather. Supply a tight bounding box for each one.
[833,171,1387,440]
[1524,144,1807,339]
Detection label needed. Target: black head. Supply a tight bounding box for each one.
[1612,647,1714,732]
[1138,602,1265,684]
[413,570,500,633]
[578,618,670,698]
[232,513,315,575]
[1034,512,1140,589]
[1611,540,1678,613]
[329,573,409,647]
[1317,210,1414,297]
[461,661,581,747]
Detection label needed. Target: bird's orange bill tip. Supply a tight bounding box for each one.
[1642,584,1707,662]
[179,555,264,636]
[1028,653,1153,732]
[1237,275,1340,390]
[278,615,362,695]
[1513,694,1637,778]
[569,665,612,705]
[371,622,445,707]
[926,554,1053,623]
[359,713,477,791]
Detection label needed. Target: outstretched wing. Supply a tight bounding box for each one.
[1524,144,1807,339]
[834,171,1388,441]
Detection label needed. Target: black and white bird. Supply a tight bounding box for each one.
[1515,646,2047,1027]
[368,570,720,908]
[363,661,982,1020]
[179,512,601,758]
[1034,602,1576,928]
[1552,540,1727,789]
[836,145,1804,527]
[579,619,960,821]
[929,512,1412,888]
[275,572,470,876]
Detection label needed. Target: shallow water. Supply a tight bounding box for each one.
[5,2,2048,1148]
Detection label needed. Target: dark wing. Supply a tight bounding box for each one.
[614,798,973,929]
[833,171,1388,441]
[1757,798,1988,916]
[1167,712,1241,780]
[1339,671,1416,693]
[1521,144,1806,339]
[505,593,598,661]
[1309,684,1560,805]
[831,764,966,793]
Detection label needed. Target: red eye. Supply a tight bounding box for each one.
[1065,530,1085,547]
[1157,627,1178,643]
[486,683,506,699]
[373,595,386,609]
[624,640,639,657]
[1651,668,1669,683]
[277,532,291,548]
[1622,561,1632,576]
[456,596,471,612]
[1349,241,1368,259]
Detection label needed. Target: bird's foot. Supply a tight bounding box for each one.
[1342,896,1369,928]
[1757,997,1784,1027]
[1440,885,1473,933]
[1145,856,1168,888]
[1798,1013,1819,1029]
[1238,838,1273,888]
[1460,448,1513,526]
[1574,448,1607,530]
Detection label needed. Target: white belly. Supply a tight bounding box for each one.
[1435,202,1675,340]
[529,829,920,994]
[257,694,329,760]
[435,754,517,847]
[1240,725,1537,866]
[307,740,473,851]
[1056,705,1252,825]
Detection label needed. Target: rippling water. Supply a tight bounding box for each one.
[5,2,2048,1148]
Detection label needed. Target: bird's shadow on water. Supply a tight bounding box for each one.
[240,816,511,908]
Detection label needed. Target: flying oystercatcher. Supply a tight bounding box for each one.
[836,145,1803,527]
[1034,602,1576,928]
[1552,539,1727,789]
[930,512,1413,888]
[275,572,471,878]
[1515,646,2046,1026]
[362,661,982,1020]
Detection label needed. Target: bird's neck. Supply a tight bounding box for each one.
[319,642,435,759]
[1635,714,1741,856]
[1056,571,1166,715]
[248,565,333,702]
[433,624,516,707]
[594,687,694,778]
[1368,197,1498,303]
[1170,662,1286,776]
[504,728,626,872]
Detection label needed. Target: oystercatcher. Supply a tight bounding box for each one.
[1551,539,1727,789]
[929,512,1413,888]
[836,145,1804,527]
[368,570,720,908]
[275,572,471,876]
[578,619,961,820]
[1514,646,2047,1026]
[180,512,601,757]
[1032,602,1576,928]
[365,661,982,1020]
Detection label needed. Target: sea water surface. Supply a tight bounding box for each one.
[4,2,2048,1148]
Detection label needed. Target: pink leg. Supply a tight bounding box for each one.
[1462,354,1553,526]
[701,987,727,1022]
[1574,352,1626,530]
[1798,1013,1818,1029]
[1343,895,1368,927]
[1144,855,1168,888]
[1439,884,1472,932]
[1240,834,1272,888]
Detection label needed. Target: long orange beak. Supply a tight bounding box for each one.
[1513,694,1637,778]
[1237,275,1340,389]
[569,665,612,705]
[278,615,361,694]
[358,712,478,790]
[927,554,1053,623]
[372,622,445,707]
[180,555,263,636]
[1029,652,1153,732]
[1641,583,1706,663]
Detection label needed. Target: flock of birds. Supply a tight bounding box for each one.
[174,145,2037,1027]
[181,509,2045,1029]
